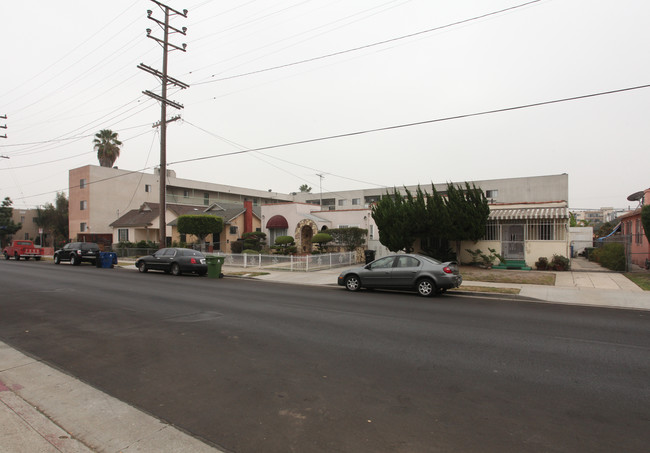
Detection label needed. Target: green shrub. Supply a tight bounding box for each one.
[311,232,333,252]
[273,236,296,255]
[242,249,260,254]
[592,243,625,271]
[549,254,570,271]
[535,257,548,270]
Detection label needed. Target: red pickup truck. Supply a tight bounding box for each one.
[3,240,45,261]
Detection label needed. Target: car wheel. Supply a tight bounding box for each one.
[344,275,361,292]
[70,254,78,266]
[54,254,61,264]
[24,257,31,261]
[3,252,9,260]
[138,261,148,273]
[416,278,436,297]
[14,253,20,261]
[171,263,182,276]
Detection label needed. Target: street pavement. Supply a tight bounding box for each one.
[1,257,649,452]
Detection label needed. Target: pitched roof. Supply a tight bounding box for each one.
[110,201,262,228]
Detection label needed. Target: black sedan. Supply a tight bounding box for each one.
[135,248,207,276]
[338,253,462,296]
[53,242,100,266]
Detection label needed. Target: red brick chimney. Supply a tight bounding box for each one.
[244,200,253,233]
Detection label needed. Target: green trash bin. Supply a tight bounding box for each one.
[207,255,225,279]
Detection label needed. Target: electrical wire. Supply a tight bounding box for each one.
[193,0,542,85]
[169,83,650,167]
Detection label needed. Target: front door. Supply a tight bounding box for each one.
[502,224,525,261]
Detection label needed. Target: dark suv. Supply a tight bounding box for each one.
[53,242,100,266]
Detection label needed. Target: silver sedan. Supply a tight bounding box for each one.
[337,254,462,296]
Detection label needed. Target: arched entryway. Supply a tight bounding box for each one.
[294,219,317,253]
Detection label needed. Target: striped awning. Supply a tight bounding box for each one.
[489,207,569,220]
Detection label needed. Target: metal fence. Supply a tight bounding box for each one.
[212,251,358,272]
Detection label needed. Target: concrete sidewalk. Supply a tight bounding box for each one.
[2,257,648,452]
[229,256,650,311]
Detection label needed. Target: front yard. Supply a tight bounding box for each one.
[459,266,556,286]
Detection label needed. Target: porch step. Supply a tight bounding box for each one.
[493,260,532,271]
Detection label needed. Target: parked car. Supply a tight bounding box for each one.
[53,242,100,266]
[135,248,207,276]
[3,240,44,261]
[338,254,462,296]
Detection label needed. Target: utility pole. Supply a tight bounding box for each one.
[140,0,188,249]
[0,115,6,139]
[316,173,324,209]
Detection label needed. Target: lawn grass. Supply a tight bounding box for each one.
[625,273,650,291]
[452,285,521,295]
[460,266,556,286]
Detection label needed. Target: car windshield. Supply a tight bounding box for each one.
[81,243,98,251]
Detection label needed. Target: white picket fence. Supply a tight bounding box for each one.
[211,251,358,272]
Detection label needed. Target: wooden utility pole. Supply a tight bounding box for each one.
[140,0,188,248]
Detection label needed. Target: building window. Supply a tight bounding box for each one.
[184,190,190,198]
[485,221,500,241]
[80,222,87,232]
[230,226,238,235]
[636,220,643,245]
[338,199,347,207]
[24,233,29,240]
[180,233,187,243]
[80,200,88,211]
[20,216,25,223]
[80,179,87,189]
[369,224,374,239]
[204,192,210,206]
[118,229,129,242]
[486,190,498,199]
[352,198,360,206]
[145,184,152,193]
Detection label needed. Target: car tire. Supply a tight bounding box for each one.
[416,278,436,297]
[14,253,20,261]
[138,261,148,273]
[3,252,9,260]
[54,254,61,264]
[171,263,182,276]
[70,254,78,266]
[344,275,361,292]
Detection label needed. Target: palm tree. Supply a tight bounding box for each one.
[93,129,123,167]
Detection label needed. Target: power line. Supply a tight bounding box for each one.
[193,0,543,85]
[169,83,650,167]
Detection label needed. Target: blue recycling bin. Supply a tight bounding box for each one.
[99,252,117,268]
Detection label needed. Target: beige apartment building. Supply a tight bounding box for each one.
[68,165,286,246]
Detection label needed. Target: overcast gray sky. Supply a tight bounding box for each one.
[1,0,649,211]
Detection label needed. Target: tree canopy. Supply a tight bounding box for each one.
[371,182,490,259]
[36,192,69,247]
[327,227,368,251]
[299,184,312,193]
[93,129,123,168]
[0,197,21,247]
[177,215,224,244]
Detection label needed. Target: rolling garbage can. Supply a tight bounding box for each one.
[98,252,117,268]
[364,250,376,264]
[207,255,225,279]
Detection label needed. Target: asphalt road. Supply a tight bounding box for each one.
[1,259,649,453]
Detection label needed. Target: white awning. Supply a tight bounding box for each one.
[489,207,569,220]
